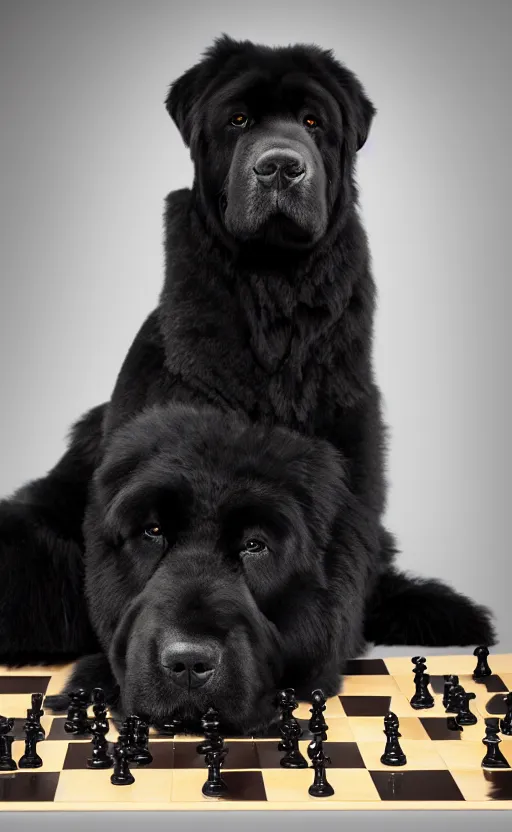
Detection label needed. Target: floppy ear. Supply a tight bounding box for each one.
[165,62,205,148]
[318,49,376,152]
[164,33,250,148]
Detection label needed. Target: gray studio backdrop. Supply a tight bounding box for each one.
[1,0,511,651]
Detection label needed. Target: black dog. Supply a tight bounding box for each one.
[82,402,375,734]
[0,35,494,703]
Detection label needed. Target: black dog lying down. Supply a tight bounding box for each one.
[44,402,488,735]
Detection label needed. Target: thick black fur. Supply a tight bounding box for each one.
[0,35,495,720]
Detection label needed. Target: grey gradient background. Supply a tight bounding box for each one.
[1,0,511,663]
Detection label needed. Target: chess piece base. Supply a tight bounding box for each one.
[380,753,407,766]
[18,755,42,769]
[87,756,113,769]
[280,752,308,768]
[309,782,335,797]
[111,773,135,785]
[202,780,228,797]
[0,759,17,771]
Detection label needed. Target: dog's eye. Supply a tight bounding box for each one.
[230,112,249,128]
[241,538,267,555]
[143,524,163,541]
[303,114,320,129]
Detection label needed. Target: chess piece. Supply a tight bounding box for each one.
[202,744,229,797]
[307,689,330,762]
[200,712,229,797]
[410,657,434,709]
[500,692,512,736]
[443,675,457,709]
[110,742,135,785]
[65,689,91,735]
[87,687,113,769]
[0,716,17,771]
[308,746,335,797]
[131,717,152,766]
[453,686,478,727]
[380,712,407,766]
[277,689,308,768]
[18,711,43,768]
[473,646,492,679]
[445,675,460,713]
[30,693,45,741]
[481,718,510,769]
[197,707,222,756]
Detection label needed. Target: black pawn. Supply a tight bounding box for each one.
[65,689,90,735]
[87,687,112,769]
[454,686,478,727]
[197,707,221,756]
[500,692,512,736]
[445,675,461,713]
[443,675,457,709]
[308,751,335,798]
[18,712,42,769]
[410,657,434,709]
[110,742,135,785]
[0,716,17,771]
[380,712,407,766]
[482,718,510,769]
[30,693,45,741]
[473,646,492,679]
[202,746,229,797]
[132,717,152,766]
[277,689,308,768]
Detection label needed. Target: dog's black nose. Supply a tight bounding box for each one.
[253,149,306,189]
[160,641,219,689]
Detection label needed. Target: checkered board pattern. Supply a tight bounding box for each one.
[0,654,511,812]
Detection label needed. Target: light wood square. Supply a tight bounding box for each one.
[10,738,68,772]
[313,717,355,741]
[347,716,428,742]
[295,696,345,719]
[55,768,173,803]
[263,767,380,803]
[390,678,453,716]
[357,740,446,772]
[340,675,401,696]
[434,740,492,771]
[0,663,71,677]
[501,673,512,689]
[0,695,40,718]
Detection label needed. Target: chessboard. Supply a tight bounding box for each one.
[0,653,511,812]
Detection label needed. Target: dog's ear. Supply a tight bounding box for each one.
[165,33,250,148]
[319,50,376,152]
[165,62,205,148]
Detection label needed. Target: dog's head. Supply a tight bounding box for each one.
[165,34,375,251]
[83,403,348,734]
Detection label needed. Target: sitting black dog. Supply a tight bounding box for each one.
[0,36,494,716]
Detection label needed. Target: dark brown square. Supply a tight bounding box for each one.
[173,740,257,770]
[209,770,267,801]
[370,770,465,801]
[255,741,365,769]
[47,718,91,741]
[345,659,389,675]
[0,772,59,801]
[420,718,464,741]
[483,770,512,800]
[340,696,392,717]
[474,675,508,693]
[63,740,115,769]
[0,676,50,695]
